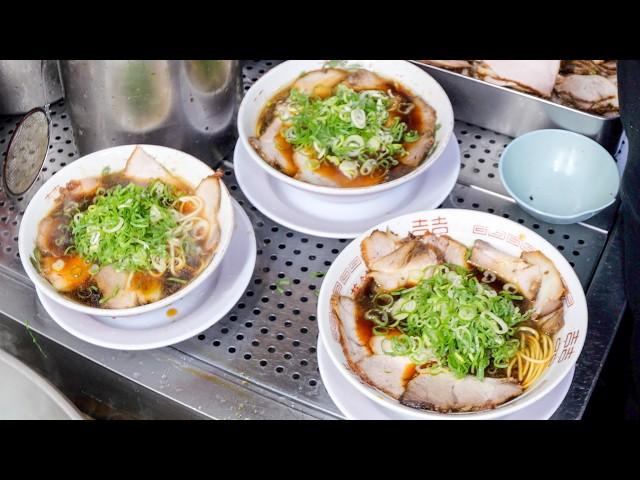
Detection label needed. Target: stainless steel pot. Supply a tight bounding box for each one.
[0,60,63,115]
[58,60,241,166]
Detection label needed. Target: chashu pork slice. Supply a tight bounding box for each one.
[553,74,619,114]
[356,354,415,400]
[361,229,404,268]
[128,272,163,305]
[195,175,222,251]
[65,177,100,201]
[475,60,561,98]
[419,231,469,269]
[400,371,523,412]
[536,308,565,336]
[249,116,298,176]
[521,250,565,318]
[94,266,138,309]
[400,96,437,168]
[332,295,371,364]
[369,335,394,356]
[95,267,166,309]
[369,241,440,291]
[468,240,542,301]
[292,151,339,187]
[37,216,67,257]
[561,60,617,76]
[343,68,388,91]
[292,68,347,98]
[123,146,182,189]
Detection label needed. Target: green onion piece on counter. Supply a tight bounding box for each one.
[275,278,290,294]
[25,318,47,358]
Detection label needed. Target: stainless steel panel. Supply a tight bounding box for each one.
[413,62,623,155]
[59,60,241,166]
[0,60,63,115]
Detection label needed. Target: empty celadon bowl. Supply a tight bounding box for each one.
[499,129,620,224]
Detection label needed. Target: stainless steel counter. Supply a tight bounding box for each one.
[0,60,627,419]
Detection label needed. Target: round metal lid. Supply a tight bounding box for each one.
[2,107,50,197]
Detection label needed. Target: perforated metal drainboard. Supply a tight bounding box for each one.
[0,60,619,418]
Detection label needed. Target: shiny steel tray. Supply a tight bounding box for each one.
[411,61,623,155]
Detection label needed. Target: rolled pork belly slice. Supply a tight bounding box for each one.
[468,239,542,301]
[399,96,437,168]
[332,295,371,364]
[356,354,415,400]
[292,68,347,98]
[521,250,565,319]
[249,116,298,176]
[474,60,561,98]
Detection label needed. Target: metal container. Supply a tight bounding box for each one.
[58,60,241,166]
[0,60,63,115]
[412,62,623,154]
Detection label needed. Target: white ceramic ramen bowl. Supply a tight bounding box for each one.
[317,209,588,420]
[19,144,234,318]
[237,60,454,206]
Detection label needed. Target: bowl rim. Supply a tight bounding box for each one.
[499,129,620,220]
[237,59,454,197]
[18,144,235,318]
[0,348,84,419]
[317,208,588,419]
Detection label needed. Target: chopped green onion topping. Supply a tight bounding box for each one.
[280,85,421,178]
[70,181,186,273]
[369,264,531,379]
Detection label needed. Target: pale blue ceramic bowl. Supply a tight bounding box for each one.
[499,129,620,224]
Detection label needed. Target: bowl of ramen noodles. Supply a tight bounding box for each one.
[317,209,587,419]
[19,144,234,317]
[237,60,454,197]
